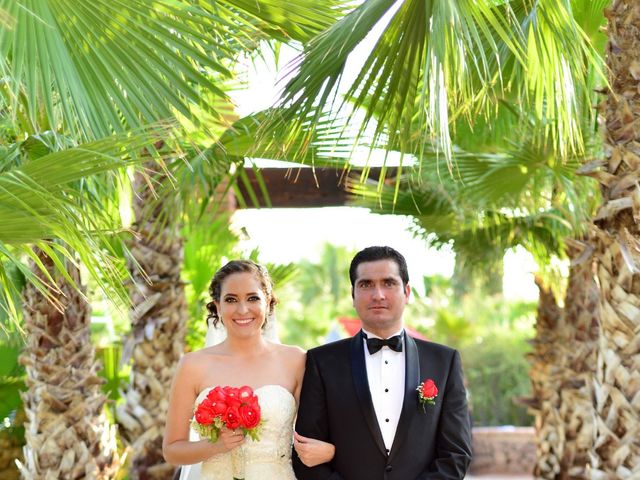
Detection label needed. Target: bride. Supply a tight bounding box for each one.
[163,260,335,479]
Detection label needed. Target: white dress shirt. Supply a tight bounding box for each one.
[362,328,405,453]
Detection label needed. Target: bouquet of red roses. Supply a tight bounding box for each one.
[192,385,262,442]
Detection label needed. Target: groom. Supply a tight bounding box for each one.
[293,246,472,479]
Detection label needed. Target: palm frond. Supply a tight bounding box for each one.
[221,0,350,43]
[264,0,524,166]
[0,0,255,138]
[222,109,355,165]
[505,0,605,158]
[0,125,174,319]
[262,0,603,185]
[348,132,598,278]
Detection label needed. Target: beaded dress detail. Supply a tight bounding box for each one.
[196,385,297,480]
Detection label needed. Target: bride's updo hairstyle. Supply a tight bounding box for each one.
[206,260,278,327]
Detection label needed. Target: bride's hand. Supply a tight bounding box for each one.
[216,427,245,453]
[293,431,335,467]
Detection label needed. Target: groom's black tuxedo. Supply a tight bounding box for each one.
[293,332,472,480]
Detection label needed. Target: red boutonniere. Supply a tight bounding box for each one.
[417,379,438,411]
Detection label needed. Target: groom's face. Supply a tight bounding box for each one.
[352,259,410,338]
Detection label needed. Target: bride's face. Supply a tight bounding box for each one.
[214,272,268,336]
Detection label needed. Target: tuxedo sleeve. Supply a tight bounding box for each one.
[416,350,472,479]
[292,349,345,480]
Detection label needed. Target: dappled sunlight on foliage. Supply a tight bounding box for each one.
[277,243,357,350]
[408,274,535,426]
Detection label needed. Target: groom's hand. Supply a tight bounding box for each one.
[293,431,335,468]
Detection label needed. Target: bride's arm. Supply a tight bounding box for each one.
[162,355,243,465]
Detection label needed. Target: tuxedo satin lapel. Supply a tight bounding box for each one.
[349,333,387,456]
[388,333,421,461]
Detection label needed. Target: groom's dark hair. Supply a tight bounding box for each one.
[349,246,409,295]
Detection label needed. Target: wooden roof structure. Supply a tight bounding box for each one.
[235,167,385,208]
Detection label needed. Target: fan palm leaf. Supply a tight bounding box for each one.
[265,0,603,180]
[0,125,174,318]
[348,126,598,276]
[0,0,348,140]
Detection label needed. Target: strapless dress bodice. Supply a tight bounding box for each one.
[197,384,297,480]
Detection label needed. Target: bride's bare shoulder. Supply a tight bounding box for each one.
[179,346,226,370]
[272,342,306,363]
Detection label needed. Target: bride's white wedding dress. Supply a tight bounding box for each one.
[186,384,297,480]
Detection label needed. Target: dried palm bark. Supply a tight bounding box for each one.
[557,239,599,478]
[116,161,188,480]
[580,1,640,476]
[523,241,600,480]
[18,250,119,479]
[526,278,564,478]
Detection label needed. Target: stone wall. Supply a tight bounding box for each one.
[470,426,535,475]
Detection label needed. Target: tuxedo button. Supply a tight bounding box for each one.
[385,388,389,392]
[385,418,389,422]
[385,465,393,472]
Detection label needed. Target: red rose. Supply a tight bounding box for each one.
[224,405,241,429]
[421,379,438,399]
[246,394,260,408]
[239,404,260,429]
[226,396,242,409]
[238,385,254,400]
[207,386,227,402]
[223,386,239,398]
[211,400,228,416]
[194,399,217,425]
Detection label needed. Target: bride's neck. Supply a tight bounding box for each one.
[224,334,270,357]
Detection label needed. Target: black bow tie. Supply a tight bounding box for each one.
[363,333,403,354]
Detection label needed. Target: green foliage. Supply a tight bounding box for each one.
[182,216,242,351]
[0,317,25,443]
[277,243,357,350]
[1,0,227,139]
[95,344,129,406]
[463,332,533,426]
[350,110,601,294]
[265,0,603,184]
[408,274,535,426]
[0,261,25,331]
[0,351,24,429]
[0,125,180,322]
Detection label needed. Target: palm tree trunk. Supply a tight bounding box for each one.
[557,239,599,478]
[527,277,564,479]
[116,162,188,480]
[524,241,600,479]
[587,0,640,475]
[19,249,119,479]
